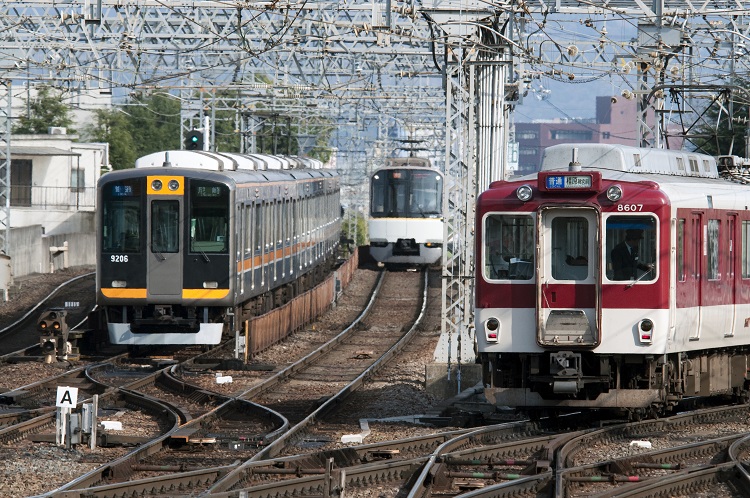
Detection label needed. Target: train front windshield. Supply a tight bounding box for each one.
[484,214,535,280]
[605,216,657,281]
[189,180,229,254]
[102,179,143,254]
[371,169,442,218]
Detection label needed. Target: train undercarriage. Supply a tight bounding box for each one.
[90,254,340,349]
[481,348,750,419]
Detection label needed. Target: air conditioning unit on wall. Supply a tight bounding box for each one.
[48,127,67,135]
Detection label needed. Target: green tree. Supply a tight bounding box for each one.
[13,85,74,134]
[693,85,749,158]
[211,90,242,153]
[125,93,181,155]
[342,209,368,247]
[83,109,138,170]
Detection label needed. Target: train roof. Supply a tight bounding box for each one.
[372,157,442,177]
[383,157,433,168]
[540,143,718,179]
[134,150,325,171]
[99,161,337,187]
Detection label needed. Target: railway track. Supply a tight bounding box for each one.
[11,268,749,497]
[28,268,429,496]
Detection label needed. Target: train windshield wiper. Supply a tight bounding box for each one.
[200,250,210,263]
[626,266,654,289]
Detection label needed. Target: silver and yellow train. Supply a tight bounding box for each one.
[95,150,341,346]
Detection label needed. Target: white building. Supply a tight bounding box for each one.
[9,130,107,235]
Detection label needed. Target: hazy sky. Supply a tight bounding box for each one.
[514,77,617,122]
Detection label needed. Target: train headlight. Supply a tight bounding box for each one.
[606,184,623,202]
[516,185,533,202]
[638,318,654,344]
[151,179,163,191]
[168,179,180,191]
[484,317,500,342]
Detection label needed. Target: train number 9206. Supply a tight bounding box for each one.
[110,255,129,263]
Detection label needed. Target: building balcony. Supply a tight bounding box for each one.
[11,185,96,211]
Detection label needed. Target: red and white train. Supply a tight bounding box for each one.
[475,143,750,418]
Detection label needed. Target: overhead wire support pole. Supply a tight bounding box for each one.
[0,82,9,257]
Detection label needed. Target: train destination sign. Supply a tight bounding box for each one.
[545,174,592,189]
[537,171,601,193]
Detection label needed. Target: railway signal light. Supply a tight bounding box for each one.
[185,130,204,151]
[38,309,69,363]
[38,309,67,334]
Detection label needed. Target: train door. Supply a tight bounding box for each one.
[537,207,599,347]
[237,203,244,298]
[147,197,182,298]
[701,211,733,337]
[684,212,703,340]
[727,213,737,336]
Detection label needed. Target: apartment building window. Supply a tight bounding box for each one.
[550,130,593,140]
[518,130,538,140]
[602,132,611,139]
[70,166,85,192]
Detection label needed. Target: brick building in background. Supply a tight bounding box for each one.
[514,96,683,176]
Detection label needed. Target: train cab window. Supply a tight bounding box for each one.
[550,217,589,281]
[410,171,442,217]
[189,180,229,254]
[484,214,534,280]
[370,169,442,218]
[151,200,179,254]
[606,216,657,282]
[102,181,142,253]
[370,173,390,217]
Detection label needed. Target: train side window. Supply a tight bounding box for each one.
[677,219,686,282]
[484,214,534,280]
[254,204,262,253]
[263,203,273,252]
[742,221,750,278]
[707,219,720,280]
[151,200,179,254]
[605,216,657,281]
[689,157,699,173]
[244,204,252,256]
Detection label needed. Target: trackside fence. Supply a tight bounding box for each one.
[244,247,359,360]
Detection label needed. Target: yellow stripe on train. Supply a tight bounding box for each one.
[101,288,148,298]
[101,288,229,299]
[182,289,230,299]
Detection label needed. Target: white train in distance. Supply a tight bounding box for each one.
[368,157,444,267]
